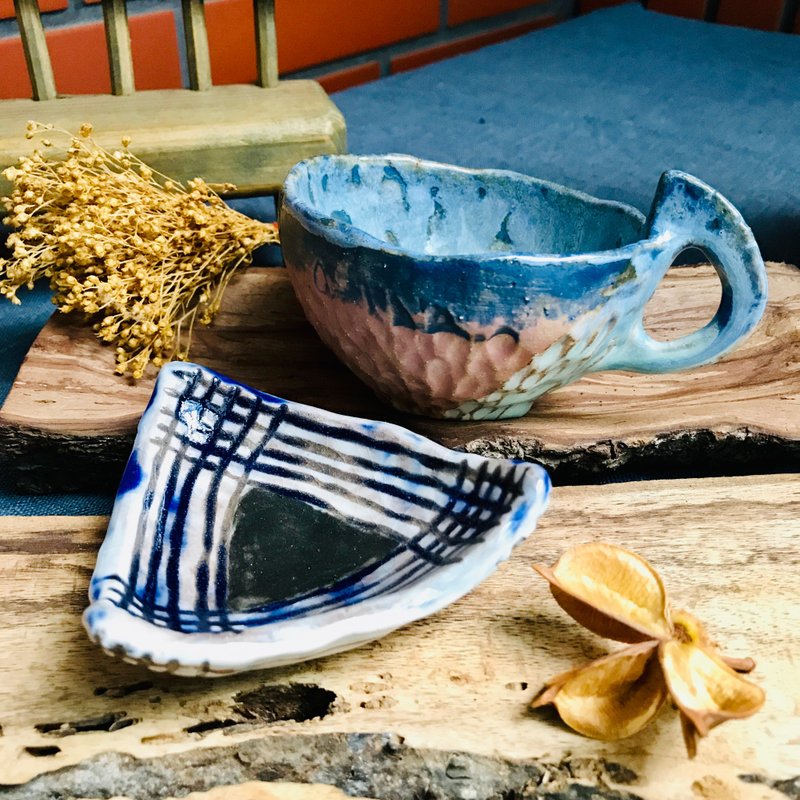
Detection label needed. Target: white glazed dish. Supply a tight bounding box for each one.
[83,362,551,676]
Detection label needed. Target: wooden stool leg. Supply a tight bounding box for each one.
[182,0,213,91]
[102,0,135,96]
[13,0,57,101]
[254,0,279,88]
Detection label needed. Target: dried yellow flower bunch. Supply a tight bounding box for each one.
[0,122,279,378]
[532,542,765,757]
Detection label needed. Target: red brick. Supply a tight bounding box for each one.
[317,61,381,94]
[448,0,549,27]
[647,0,705,19]
[204,0,256,85]
[391,16,556,74]
[715,0,784,30]
[0,10,182,99]
[578,0,627,12]
[127,11,182,90]
[205,0,440,84]
[0,0,67,20]
[0,37,30,99]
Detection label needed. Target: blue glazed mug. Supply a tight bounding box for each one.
[280,155,768,420]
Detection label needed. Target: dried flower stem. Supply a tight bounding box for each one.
[0,121,279,378]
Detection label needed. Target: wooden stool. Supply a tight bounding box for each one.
[0,0,346,197]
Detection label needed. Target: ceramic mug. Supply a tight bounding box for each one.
[280,155,767,420]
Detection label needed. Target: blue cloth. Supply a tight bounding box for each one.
[1,3,797,514]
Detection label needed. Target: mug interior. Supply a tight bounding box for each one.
[287,156,645,259]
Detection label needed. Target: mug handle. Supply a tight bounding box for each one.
[596,170,768,373]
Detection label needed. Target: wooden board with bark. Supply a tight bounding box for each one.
[0,474,798,799]
[0,263,798,492]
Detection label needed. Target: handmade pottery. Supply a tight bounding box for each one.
[83,362,550,676]
[280,155,767,420]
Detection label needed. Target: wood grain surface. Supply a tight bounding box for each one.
[1,262,797,491]
[0,474,797,798]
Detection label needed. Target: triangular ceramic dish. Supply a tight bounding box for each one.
[83,363,550,676]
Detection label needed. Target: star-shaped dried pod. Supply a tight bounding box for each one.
[531,543,765,757]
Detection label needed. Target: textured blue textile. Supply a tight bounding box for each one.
[0,3,797,514]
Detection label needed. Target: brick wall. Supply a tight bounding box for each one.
[0,0,572,99]
[580,0,798,30]
[1,0,798,101]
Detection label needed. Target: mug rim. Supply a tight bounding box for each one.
[282,153,655,266]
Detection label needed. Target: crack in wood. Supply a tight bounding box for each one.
[34,712,138,737]
[464,428,800,484]
[0,732,647,799]
[740,774,800,799]
[184,719,240,736]
[0,426,134,494]
[180,683,340,738]
[94,681,154,699]
[2,424,799,494]
[20,746,60,759]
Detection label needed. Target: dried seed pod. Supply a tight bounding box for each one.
[660,611,765,738]
[532,640,667,739]
[531,543,765,758]
[533,542,672,643]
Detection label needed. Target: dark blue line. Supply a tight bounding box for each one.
[142,377,222,615]
[165,383,239,628]
[213,541,228,624]
[195,394,262,626]
[203,398,261,552]
[143,372,214,608]
[142,458,181,611]
[258,447,455,514]
[129,370,201,604]
[252,462,425,527]
[279,411,460,473]
[195,562,209,617]
[273,431,461,491]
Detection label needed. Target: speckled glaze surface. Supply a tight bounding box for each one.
[83,362,550,676]
[280,155,767,420]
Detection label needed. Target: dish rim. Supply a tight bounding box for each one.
[282,152,656,266]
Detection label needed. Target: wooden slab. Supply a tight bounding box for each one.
[0,475,797,798]
[0,263,798,492]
